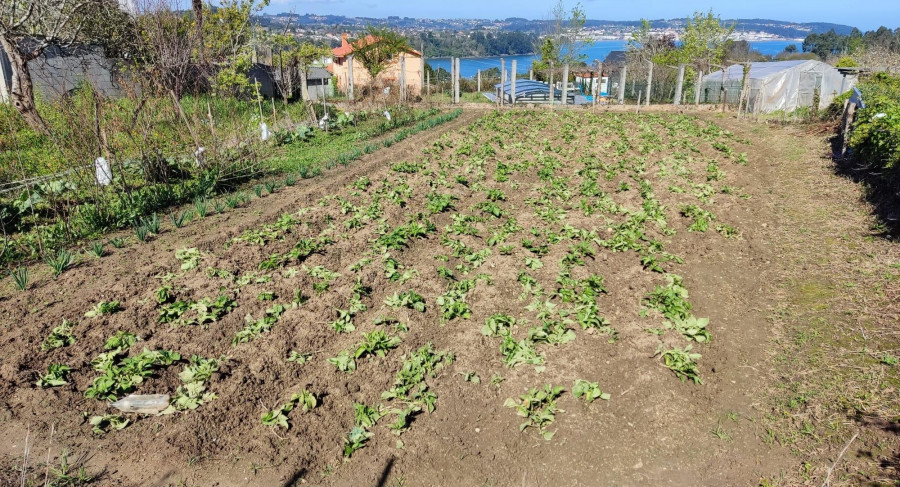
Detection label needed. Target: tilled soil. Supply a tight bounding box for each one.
[0,108,807,486]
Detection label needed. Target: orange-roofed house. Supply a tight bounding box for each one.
[330,33,423,97]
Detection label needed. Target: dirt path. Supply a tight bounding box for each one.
[1,109,897,487]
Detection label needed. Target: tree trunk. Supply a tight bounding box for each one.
[0,36,47,134]
[192,0,204,34]
[193,0,204,57]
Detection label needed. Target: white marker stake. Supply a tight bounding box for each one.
[95,157,112,186]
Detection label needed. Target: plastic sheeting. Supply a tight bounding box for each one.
[700,60,857,113]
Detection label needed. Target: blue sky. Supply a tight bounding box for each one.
[263,0,893,31]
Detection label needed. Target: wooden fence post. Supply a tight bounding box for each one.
[454,58,460,104]
[400,54,406,103]
[549,61,554,108]
[645,61,653,106]
[739,63,751,116]
[674,64,685,105]
[348,54,354,102]
[695,71,703,105]
[511,59,517,106]
[500,57,505,106]
[449,57,455,103]
[420,42,425,98]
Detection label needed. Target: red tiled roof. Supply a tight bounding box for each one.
[332,33,421,58]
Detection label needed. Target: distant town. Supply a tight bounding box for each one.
[257,13,854,48]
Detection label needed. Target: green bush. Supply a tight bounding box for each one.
[849,73,900,170]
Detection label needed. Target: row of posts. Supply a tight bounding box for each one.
[443,59,697,107]
[344,53,701,107]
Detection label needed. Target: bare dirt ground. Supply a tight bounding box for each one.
[0,107,897,487]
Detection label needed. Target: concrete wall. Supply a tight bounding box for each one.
[0,45,124,103]
[332,51,423,96]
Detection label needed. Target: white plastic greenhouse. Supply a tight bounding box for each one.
[700,60,856,113]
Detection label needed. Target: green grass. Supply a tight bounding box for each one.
[423,92,493,104]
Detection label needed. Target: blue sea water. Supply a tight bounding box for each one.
[427,40,800,78]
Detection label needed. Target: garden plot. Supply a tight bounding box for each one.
[1,110,776,485]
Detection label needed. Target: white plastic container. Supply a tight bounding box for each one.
[110,394,170,414]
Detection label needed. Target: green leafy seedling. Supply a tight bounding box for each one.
[85,300,122,318]
[572,379,610,403]
[660,345,703,384]
[504,384,565,440]
[343,427,373,457]
[42,320,76,350]
[37,364,72,387]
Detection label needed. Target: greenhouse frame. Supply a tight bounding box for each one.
[700,60,857,113]
[493,80,576,104]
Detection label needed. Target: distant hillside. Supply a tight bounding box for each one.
[259,13,855,40]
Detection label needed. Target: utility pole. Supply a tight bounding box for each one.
[645,61,653,106]
[477,69,481,92]
[561,64,569,106]
[617,65,627,105]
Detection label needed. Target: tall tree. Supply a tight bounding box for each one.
[0,0,116,132]
[133,0,205,98]
[532,1,589,76]
[627,19,677,65]
[351,26,411,79]
[678,10,734,73]
[203,0,268,97]
[268,33,330,102]
[192,0,203,60]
